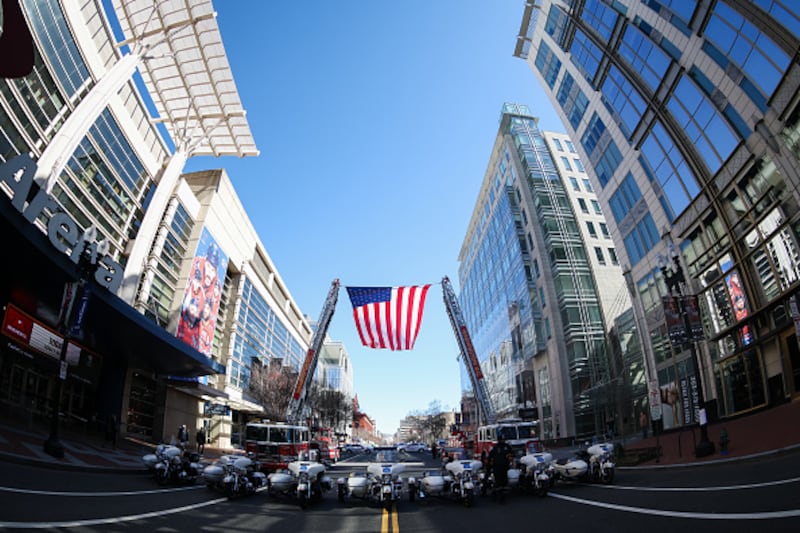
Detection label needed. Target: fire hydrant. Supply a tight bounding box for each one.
[719,428,729,455]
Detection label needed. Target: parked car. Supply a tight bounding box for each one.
[398,442,426,453]
[343,443,367,455]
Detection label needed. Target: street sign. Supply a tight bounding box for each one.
[648,379,662,421]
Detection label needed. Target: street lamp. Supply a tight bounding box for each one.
[658,242,715,458]
[43,225,109,458]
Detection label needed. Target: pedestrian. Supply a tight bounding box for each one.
[196,426,206,454]
[640,410,649,439]
[178,424,188,450]
[431,442,437,459]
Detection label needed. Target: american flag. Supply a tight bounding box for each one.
[346,285,431,350]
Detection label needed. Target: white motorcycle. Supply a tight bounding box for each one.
[202,454,236,490]
[550,451,590,485]
[518,452,551,497]
[288,460,330,509]
[410,459,482,507]
[222,454,267,499]
[142,444,200,485]
[337,447,406,509]
[587,442,616,484]
[478,465,521,500]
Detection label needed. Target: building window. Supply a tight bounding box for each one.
[570,177,580,191]
[600,222,610,238]
[608,248,618,265]
[574,158,585,173]
[582,178,593,192]
[594,247,606,264]
[570,28,603,86]
[560,156,572,171]
[705,1,790,100]
[591,199,602,214]
[578,198,589,213]
[640,120,699,220]
[565,140,576,152]
[553,138,563,151]
[587,221,598,238]
[618,24,670,93]
[667,75,739,174]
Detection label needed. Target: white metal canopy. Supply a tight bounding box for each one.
[111,0,259,158]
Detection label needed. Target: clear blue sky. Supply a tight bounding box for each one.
[184,0,565,435]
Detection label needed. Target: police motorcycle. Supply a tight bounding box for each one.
[549,450,590,485]
[586,442,615,484]
[288,459,331,509]
[410,457,482,507]
[202,454,236,490]
[220,454,267,499]
[518,451,551,497]
[337,447,406,509]
[142,444,201,485]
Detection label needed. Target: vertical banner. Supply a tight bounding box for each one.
[685,295,704,342]
[679,377,697,425]
[663,296,687,346]
[176,227,229,355]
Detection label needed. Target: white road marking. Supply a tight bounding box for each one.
[0,496,229,529]
[593,477,800,492]
[550,492,800,519]
[0,485,204,496]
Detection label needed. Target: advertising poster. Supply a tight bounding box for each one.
[175,227,229,356]
[725,270,752,345]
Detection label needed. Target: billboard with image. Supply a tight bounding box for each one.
[176,227,229,355]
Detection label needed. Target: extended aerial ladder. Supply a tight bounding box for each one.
[285,279,340,425]
[441,276,497,426]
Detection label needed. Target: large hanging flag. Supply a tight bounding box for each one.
[346,285,431,350]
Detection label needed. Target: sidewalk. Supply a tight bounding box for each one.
[0,415,239,473]
[1,400,799,472]
[619,398,800,468]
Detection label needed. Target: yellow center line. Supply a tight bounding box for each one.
[381,503,400,533]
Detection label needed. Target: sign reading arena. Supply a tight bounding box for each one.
[0,153,122,292]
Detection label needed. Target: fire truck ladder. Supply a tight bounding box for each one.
[285,279,340,425]
[441,276,497,426]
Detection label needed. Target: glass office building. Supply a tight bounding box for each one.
[515,0,800,424]
[458,104,628,438]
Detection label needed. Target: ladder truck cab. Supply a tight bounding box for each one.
[441,277,541,461]
[474,420,541,461]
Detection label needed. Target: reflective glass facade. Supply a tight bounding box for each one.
[516,0,800,423]
[459,104,615,437]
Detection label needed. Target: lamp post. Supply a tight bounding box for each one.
[658,243,715,458]
[43,226,108,458]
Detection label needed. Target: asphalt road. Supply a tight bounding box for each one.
[1,449,799,532]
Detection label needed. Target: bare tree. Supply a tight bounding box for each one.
[407,400,449,443]
[306,383,351,433]
[248,359,297,422]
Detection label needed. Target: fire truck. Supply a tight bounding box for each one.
[441,277,542,459]
[246,280,340,471]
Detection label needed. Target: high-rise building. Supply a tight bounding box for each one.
[515,0,800,426]
[457,103,628,438]
[0,1,326,448]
